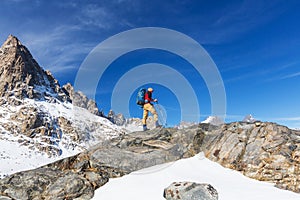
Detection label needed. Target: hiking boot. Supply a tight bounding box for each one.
[143,125,148,131]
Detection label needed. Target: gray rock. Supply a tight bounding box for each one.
[63,83,103,117]
[87,127,204,173]
[0,196,12,200]
[0,166,108,200]
[43,172,94,200]
[204,122,300,193]
[122,116,157,130]
[107,110,126,125]
[163,182,218,200]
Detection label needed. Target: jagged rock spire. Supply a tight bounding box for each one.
[1,34,21,48]
[0,34,102,116]
[0,35,69,102]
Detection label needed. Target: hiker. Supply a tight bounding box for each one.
[142,88,160,131]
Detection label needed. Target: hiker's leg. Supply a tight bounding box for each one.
[142,108,149,125]
[148,104,158,122]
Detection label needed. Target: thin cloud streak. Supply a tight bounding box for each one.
[78,4,113,29]
[20,25,95,73]
[13,2,134,73]
[281,71,300,79]
[198,0,287,44]
[224,60,300,84]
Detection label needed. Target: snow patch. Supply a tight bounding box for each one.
[0,98,127,177]
[94,153,300,200]
[201,116,224,126]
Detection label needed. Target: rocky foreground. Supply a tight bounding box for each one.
[204,121,300,192]
[0,125,204,199]
[0,122,299,199]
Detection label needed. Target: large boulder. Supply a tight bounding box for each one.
[0,167,106,200]
[163,182,218,200]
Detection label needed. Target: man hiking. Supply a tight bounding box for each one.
[142,87,160,131]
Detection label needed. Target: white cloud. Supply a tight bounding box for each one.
[76,3,133,30]
[21,25,94,73]
[5,2,134,75]
[78,4,113,29]
[281,71,300,79]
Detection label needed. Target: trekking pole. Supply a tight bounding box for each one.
[154,102,167,127]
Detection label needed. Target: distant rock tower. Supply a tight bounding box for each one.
[242,114,256,123]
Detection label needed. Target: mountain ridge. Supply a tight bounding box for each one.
[0,35,126,160]
[0,121,299,200]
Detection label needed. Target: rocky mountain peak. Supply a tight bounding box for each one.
[243,114,256,123]
[1,34,22,49]
[0,35,69,102]
[0,35,114,158]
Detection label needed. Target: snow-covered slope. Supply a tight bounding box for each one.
[0,98,126,178]
[0,139,61,179]
[94,153,300,200]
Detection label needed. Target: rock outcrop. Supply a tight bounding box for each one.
[62,83,103,117]
[0,122,299,199]
[125,116,157,130]
[163,182,218,200]
[0,125,208,199]
[107,110,126,126]
[203,121,300,193]
[0,167,104,200]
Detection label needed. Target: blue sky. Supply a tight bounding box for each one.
[0,0,299,128]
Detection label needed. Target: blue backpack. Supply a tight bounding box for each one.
[136,88,146,105]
